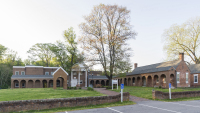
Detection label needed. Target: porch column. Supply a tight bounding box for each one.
[71,71,73,86]
[11,80,14,88]
[78,71,80,86]
[152,76,154,87]
[145,76,148,87]
[19,80,21,88]
[33,80,35,88]
[131,78,133,86]
[158,75,161,87]
[26,80,28,88]
[40,80,43,88]
[135,78,137,86]
[47,80,49,88]
[85,70,87,87]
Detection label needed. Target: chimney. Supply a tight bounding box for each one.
[134,63,138,69]
[179,53,184,61]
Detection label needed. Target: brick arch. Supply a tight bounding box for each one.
[53,67,68,89]
[27,80,34,88]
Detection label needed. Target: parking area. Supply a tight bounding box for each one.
[60,100,200,113]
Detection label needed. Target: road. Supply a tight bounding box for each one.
[58,100,200,113]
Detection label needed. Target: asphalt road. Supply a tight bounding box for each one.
[58,100,200,113]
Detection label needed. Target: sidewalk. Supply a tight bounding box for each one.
[94,88,149,102]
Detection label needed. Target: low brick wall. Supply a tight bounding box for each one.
[152,90,200,99]
[0,92,129,112]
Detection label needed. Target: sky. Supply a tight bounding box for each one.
[0,0,200,70]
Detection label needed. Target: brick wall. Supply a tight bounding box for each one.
[152,90,200,99]
[176,61,190,87]
[0,92,129,112]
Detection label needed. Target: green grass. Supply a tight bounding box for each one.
[110,86,200,101]
[0,87,105,101]
[13,101,135,113]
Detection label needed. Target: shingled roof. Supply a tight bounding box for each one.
[127,60,181,76]
[188,64,200,74]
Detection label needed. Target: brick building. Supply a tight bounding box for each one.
[114,53,200,88]
[11,63,104,89]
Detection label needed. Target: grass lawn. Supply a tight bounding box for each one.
[13,101,135,113]
[0,87,105,102]
[110,86,200,101]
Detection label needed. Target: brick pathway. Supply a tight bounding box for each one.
[94,88,149,102]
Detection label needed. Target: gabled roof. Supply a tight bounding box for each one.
[188,64,200,74]
[52,67,68,76]
[127,60,181,75]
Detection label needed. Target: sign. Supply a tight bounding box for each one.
[71,79,77,87]
[169,83,171,88]
[112,80,118,84]
[112,79,118,90]
[121,84,124,89]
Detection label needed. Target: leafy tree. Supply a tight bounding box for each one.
[163,17,200,64]
[79,4,136,86]
[0,44,7,60]
[27,43,54,67]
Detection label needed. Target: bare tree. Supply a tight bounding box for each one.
[163,17,200,64]
[79,4,136,86]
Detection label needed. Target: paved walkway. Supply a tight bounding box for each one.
[93,88,149,102]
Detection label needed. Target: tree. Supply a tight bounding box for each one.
[27,43,54,67]
[163,17,200,64]
[79,4,136,86]
[0,44,7,60]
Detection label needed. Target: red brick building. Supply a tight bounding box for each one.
[115,53,200,88]
[11,63,104,89]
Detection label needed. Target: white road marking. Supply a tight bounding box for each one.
[139,104,181,113]
[107,107,123,113]
[167,102,200,108]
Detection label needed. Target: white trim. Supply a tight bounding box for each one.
[15,71,19,75]
[194,74,198,83]
[186,73,188,83]
[52,67,68,76]
[45,72,49,75]
[177,72,180,83]
[13,66,25,68]
[21,71,25,75]
[44,67,59,69]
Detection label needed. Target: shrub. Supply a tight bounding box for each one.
[74,87,77,90]
[159,86,161,89]
[87,87,94,91]
[79,87,81,89]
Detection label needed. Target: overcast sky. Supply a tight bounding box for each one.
[0,0,200,70]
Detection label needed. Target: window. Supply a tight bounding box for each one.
[177,72,180,83]
[156,78,159,83]
[186,73,188,83]
[45,72,49,75]
[67,80,69,84]
[73,72,77,75]
[50,82,53,87]
[80,80,83,84]
[163,77,166,83]
[51,72,53,75]
[22,83,25,87]
[15,83,19,87]
[194,74,198,83]
[21,71,25,75]
[15,71,19,75]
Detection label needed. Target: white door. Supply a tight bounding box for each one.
[71,79,77,87]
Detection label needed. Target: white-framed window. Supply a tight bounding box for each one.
[22,83,25,87]
[80,80,83,84]
[67,80,69,84]
[177,72,180,83]
[21,71,25,75]
[80,72,82,75]
[51,72,53,75]
[15,83,19,87]
[73,72,77,75]
[15,71,19,75]
[194,74,198,83]
[186,73,188,83]
[45,72,49,75]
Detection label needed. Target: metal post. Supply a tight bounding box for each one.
[169,88,171,99]
[112,80,113,90]
[121,89,123,102]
